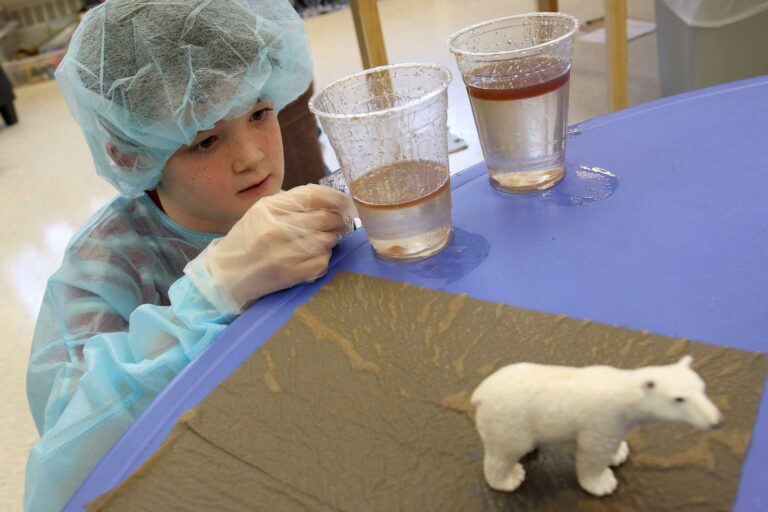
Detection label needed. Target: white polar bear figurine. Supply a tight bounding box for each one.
[471,356,722,496]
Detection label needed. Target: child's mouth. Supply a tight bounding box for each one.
[238,176,269,196]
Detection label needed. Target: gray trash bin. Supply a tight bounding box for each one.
[656,0,768,95]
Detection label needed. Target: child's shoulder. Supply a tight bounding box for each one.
[65,195,154,257]
[43,195,163,290]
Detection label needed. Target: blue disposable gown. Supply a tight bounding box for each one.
[24,194,230,511]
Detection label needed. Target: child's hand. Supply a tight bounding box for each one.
[188,184,354,314]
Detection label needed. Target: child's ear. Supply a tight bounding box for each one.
[106,142,139,168]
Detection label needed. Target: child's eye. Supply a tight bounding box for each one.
[251,107,273,122]
[192,136,217,152]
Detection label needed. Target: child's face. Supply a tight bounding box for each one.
[158,100,284,234]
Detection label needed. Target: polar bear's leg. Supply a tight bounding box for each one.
[483,447,528,492]
[610,441,630,467]
[578,466,617,497]
[575,432,621,496]
[474,403,532,492]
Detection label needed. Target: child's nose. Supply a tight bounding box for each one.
[231,138,265,173]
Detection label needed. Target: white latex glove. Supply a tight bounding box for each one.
[186,184,354,315]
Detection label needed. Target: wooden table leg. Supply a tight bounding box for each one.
[605,0,628,110]
[350,0,389,69]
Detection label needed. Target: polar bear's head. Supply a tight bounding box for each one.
[635,356,722,430]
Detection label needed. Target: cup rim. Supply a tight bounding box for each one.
[308,62,452,121]
[447,13,579,59]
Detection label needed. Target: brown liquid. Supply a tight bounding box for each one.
[465,56,570,101]
[468,70,569,101]
[352,179,450,210]
[351,160,450,209]
[349,160,452,261]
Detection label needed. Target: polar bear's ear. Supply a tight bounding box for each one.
[678,355,693,367]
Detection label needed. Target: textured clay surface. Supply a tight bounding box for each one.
[90,272,768,511]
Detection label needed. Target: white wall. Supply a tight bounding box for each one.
[554,0,655,22]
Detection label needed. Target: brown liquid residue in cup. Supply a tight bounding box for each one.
[466,56,570,101]
[350,160,450,210]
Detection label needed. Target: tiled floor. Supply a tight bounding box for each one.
[0,0,660,509]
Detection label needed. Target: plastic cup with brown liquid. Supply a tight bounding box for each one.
[449,13,578,193]
[309,64,453,262]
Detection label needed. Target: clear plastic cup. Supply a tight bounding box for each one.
[448,13,578,193]
[309,63,453,262]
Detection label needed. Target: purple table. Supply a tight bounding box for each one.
[66,76,768,510]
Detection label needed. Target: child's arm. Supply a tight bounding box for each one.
[24,185,352,511]
[25,272,229,512]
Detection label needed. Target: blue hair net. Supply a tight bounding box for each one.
[55,0,313,197]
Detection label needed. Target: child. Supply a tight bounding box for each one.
[24,1,352,510]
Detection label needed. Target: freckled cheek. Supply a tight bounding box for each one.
[181,165,230,198]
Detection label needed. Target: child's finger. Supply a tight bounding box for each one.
[294,251,333,284]
[287,209,350,234]
[313,231,340,251]
[284,184,355,215]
